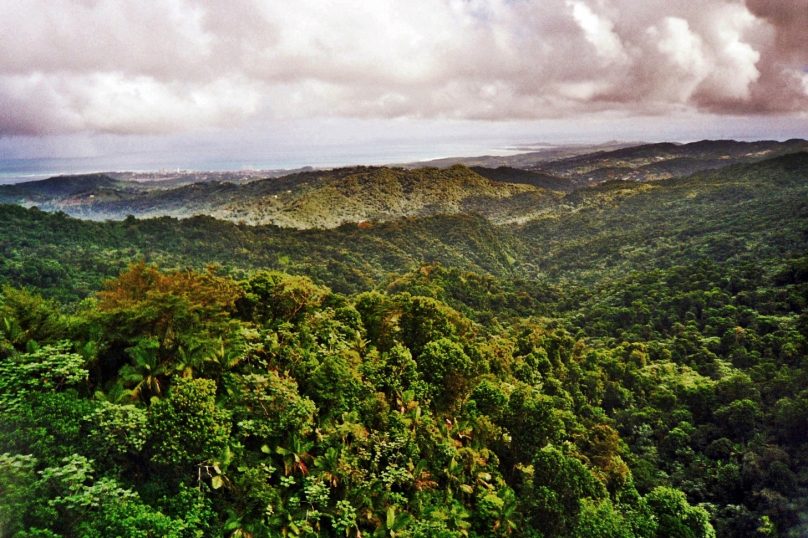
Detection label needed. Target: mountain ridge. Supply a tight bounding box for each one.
[1,140,805,230]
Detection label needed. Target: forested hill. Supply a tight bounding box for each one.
[2,139,805,229]
[518,151,808,281]
[0,152,807,537]
[524,138,808,185]
[0,165,559,228]
[2,152,805,302]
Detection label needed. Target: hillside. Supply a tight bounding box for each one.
[1,152,807,537]
[0,165,559,228]
[4,140,805,230]
[0,174,136,201]
[206,165,558,228]
[516,151,808,282]
[470,166,574,191]
[2,152,805,303]
[2,152,808,538]
[533,138,808,185]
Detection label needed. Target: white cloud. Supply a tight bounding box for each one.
[0,0,805,136]
[0,72,260,135]
[690,3,761,102]
[646,17,709,102]
[568,0,628,64]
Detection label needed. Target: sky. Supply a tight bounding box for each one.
[1,0,807,175]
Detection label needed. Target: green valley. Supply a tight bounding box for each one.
[1,145,807,537]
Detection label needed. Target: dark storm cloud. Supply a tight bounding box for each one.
[0,0,805,136]
[733,0,808,113]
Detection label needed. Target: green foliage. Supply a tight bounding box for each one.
[148,378,231,471]
[83,400,148,466]
[362,343,426,404]
[398,295,468,356]
[228,371,316,446]
[0,453,38,536]
[237,271,329,325]
[713,399,761,441]
[74,497,187,538]
[0,391,97,468]
[0,342,87,411]
[501,385,564,465]
[0,286,67,351]
[417,338,476,409]
[468,377,509,421]
[645,486,715,538]
[3,154,808,535]
[0,452,195,537]
[309,351,367,417]
[526,445,606,535]
[574,498,647,538]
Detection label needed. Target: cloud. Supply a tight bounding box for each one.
[567,0,628,65]
[0,0,806,136]
[0,72,261,135]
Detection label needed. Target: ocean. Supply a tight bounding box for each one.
[0,141,548,185]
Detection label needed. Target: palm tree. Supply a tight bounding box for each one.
[174,337,213,378]
[313,446,342,488]
[115,337,168,403]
